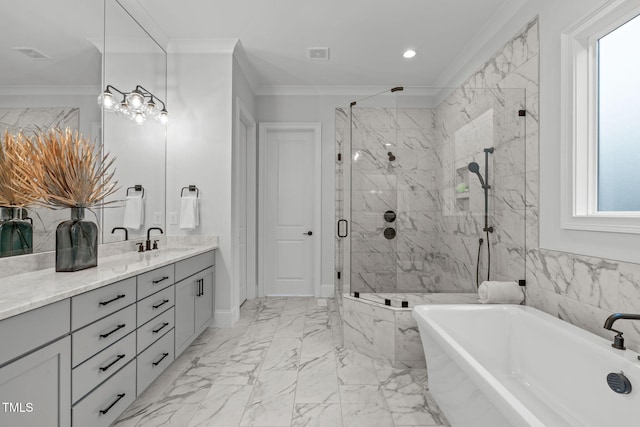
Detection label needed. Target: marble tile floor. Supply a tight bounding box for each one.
[114,297,449,427]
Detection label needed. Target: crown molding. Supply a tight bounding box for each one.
[167,38,239,54]
[0,85,101,96]
[254,85,441,97]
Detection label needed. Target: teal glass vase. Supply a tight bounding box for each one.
[0,207,33,258]
[56,207,98,272]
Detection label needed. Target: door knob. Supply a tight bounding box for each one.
[303,231,313,236]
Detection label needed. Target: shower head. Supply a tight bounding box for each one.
[468,162,485,187]
[388,152,396,162]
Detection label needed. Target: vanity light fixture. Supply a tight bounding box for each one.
[403,49,417,59]
[98,85,168,125]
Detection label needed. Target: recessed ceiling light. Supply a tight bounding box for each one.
[403,49,417,59]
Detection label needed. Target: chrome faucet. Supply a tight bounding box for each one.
[603,313,640,350]
[145,227,163,251]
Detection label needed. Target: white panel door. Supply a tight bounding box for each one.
[264,127,317,296]
[238,120,248,304]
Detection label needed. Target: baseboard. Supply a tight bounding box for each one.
[321,283,334,298]
[213,307,240,327]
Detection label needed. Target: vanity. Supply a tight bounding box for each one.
[0,242,217,427]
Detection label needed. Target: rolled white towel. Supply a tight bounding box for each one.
[478,281,524,304]
[123,195,144,230]
[179,195,199,230]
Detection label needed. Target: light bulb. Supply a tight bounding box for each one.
[132,111,146,125]
[145,99,159,117]
[403,49,417,59]
[115,101,130,118]
[158,109,168,124]
[97,90,117,111]
[126,89,145,110]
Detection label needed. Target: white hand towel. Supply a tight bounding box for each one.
[123,195,144,230]
[478,281,524,304]
[179,195,199,230]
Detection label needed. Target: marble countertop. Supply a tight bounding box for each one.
[0,241,218,321]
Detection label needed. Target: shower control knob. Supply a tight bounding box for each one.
[303,231,313,236]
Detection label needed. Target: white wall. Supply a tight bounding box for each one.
[166,49,235,326]
[256,94,350,293]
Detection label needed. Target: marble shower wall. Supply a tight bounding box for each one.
[0,107,82,253]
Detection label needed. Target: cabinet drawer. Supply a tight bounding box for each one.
[0,299,70,367]
[71,277,136,330]
[72,359,135,427]
[72,332,135,404]
[137,285,175,327]
[137,307,174,354]
[72,305,136,367]
[175,251,214,282]
[137,265,175,300]
[137,329,174,394]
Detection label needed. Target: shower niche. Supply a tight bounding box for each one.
[455,166,470,212]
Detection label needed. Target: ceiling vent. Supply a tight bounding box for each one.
[12,47,50,60]
[308,47,329,61]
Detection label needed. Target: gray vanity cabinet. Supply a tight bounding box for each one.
[0,299,71,427]
[175,252,215,356]
[0,336,71,427]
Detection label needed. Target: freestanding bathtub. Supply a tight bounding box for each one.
[413,304,640,427]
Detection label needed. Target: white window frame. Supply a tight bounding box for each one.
[561,0,640,233]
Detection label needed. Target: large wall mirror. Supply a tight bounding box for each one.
[0,0,167,256]
[102,0,167,243]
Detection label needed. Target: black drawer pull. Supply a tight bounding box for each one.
[99,324,126,339]
[152,352,169,366]
[99,393,125,415]
[152,322,170,334]
[99,354,125,372]
[152,299,170,309]
[99,294,125,306]
[152,276,170,284]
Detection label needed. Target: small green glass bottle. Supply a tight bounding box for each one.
[56,207,98,272]
[0,207,33,258]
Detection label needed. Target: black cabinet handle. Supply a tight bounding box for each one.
[152,352,169,366]
[152,299,170,309]
[195,279,202,297]
[152,322,170,334]
[99,294,125,306]
[152,276,169,284]
[200,279,204,296]
[99,324,126,339]
[338,219,348,238]
[99,393,126,415]
[99,354,125,372]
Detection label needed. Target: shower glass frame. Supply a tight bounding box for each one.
[337,86,528,308]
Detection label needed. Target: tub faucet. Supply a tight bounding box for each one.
[146,227,163,251]
[603,313,640,350]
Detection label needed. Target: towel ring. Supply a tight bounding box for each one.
[181,185,199,198]
[126,185,145,198]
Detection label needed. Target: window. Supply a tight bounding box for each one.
[562,0,640,233]
[597,13,640,211]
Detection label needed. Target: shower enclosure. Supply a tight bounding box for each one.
[335,86,528,308]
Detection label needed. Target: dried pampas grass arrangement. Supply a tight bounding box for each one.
[0,130,42,208]
[17,128,119,209]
